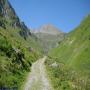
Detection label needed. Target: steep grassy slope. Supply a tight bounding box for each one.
[0,0,42,89]
[0,18,42,90]
[45,15,90,90]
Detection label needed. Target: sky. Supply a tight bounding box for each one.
[9,0,90,32]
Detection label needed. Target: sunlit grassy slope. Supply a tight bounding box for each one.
[45,15,90,90]
[0,16,42,89]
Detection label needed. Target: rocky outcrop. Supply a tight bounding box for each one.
[0,0,31,40]
[0,0,17,19]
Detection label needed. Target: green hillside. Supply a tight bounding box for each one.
[45,15,90,90]
[0,0,42,89]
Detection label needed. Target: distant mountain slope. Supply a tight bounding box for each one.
[45,15,90,90]
[0,0,42,89]
[32,24,65,53]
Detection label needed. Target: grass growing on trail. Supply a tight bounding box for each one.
[23,57,53,90]
[45,15,90,90]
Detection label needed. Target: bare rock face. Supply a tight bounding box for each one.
[0,0,31,39]
[0,0,17,19]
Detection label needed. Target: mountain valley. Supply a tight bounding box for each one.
[0,0,90,90]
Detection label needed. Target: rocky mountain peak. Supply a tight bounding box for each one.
[32,24,63,35]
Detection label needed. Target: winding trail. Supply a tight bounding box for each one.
[24,56,53,90]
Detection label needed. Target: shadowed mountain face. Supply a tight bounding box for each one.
[0,0,31,39]
[0,0,17,19]
[32,24,65,53]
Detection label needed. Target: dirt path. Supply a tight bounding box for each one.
[24,56,53,90]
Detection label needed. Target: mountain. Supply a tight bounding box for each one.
[0,0,31,39]
[32,24,65,53]
[45,15,90,90]
[0,0,42,89]
[32,24,62,35]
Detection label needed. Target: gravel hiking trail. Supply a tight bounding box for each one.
[24,56,53,90]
